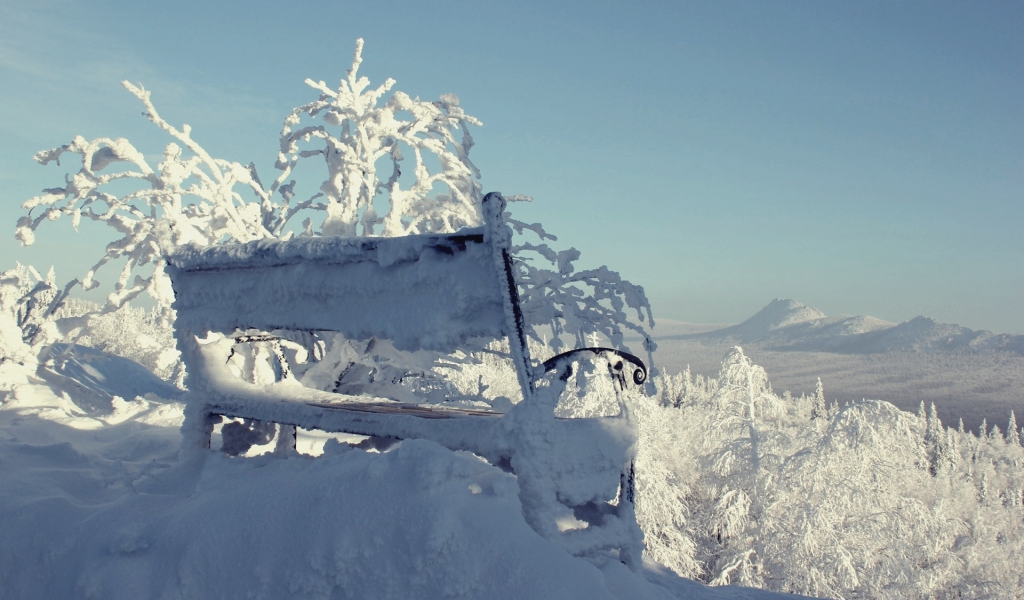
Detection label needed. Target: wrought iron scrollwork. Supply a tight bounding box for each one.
[539,347,647,390]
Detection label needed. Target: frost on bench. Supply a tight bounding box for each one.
[167,192,647,569]
[170,229,505,353]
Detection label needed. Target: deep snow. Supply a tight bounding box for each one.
[0,352,804,600]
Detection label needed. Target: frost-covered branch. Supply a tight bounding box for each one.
[274,38,484,237]
[17,87,281,315]
[13,38,654,403]
[0,264,62,385]
[507,213,657,373]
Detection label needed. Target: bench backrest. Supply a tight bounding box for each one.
[167,193,535,398]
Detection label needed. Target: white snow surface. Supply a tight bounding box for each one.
[0,355,802,600]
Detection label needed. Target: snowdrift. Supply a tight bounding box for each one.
[0,356,799,600]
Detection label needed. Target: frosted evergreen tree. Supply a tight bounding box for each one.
[944,427,961,472]
[989,424,1003,444]
[925,402,947,476]
[1007,411,1020,448]
[810,377,827,423]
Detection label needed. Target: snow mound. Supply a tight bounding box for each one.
[40,344,183,412]
[0,380,801,600]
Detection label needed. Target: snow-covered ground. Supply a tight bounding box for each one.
[0,354,802,600]
[5,323,1024,598]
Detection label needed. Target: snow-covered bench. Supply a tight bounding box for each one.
[166,192,647,568]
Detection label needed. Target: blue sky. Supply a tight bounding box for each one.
[1,0,1021,333]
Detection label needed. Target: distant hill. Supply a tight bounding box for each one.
[661,298,1024,355]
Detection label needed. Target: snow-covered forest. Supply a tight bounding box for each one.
[2,41,1023,599]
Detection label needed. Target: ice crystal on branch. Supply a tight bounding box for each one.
[507,213,656,373]
[275,38,483,237]
[18,86,278,314]
[0,264,61,386]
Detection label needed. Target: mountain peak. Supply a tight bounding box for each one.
[683,300,1024,355]
[696,299,828,342]
[753,299,827,330]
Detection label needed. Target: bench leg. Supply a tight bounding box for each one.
[181,401,218,454]
[616,462,644,571]
[274,424,298,455]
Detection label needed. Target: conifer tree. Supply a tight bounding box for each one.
[810,377,827,422]
[1007,411,1020,448]
[989,424,1003,444]
[925,403,946,477]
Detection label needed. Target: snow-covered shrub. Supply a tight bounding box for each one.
[508,214,656,374]
[73,304,180,382]
[16,39,654,397]
[18,96,274,315]
[0,264,61,389]
[16,39,485,318]
[276,38,483,238]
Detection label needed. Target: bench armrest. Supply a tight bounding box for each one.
[538,347,647,389]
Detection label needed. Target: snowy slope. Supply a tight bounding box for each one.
[39,344,183,410]
[0,365,806,600]
[669,299,1024,355]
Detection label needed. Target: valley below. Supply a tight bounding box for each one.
[646,300,1024,434]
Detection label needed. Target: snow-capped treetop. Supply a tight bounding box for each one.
[274,38,483,238]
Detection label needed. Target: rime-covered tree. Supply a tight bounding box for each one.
[691,348,787,587]
[1006,411,1020,447]
[0,264,60,387]
[14,39,654,402]
[925,402,948,476]
[810,377,826,423]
